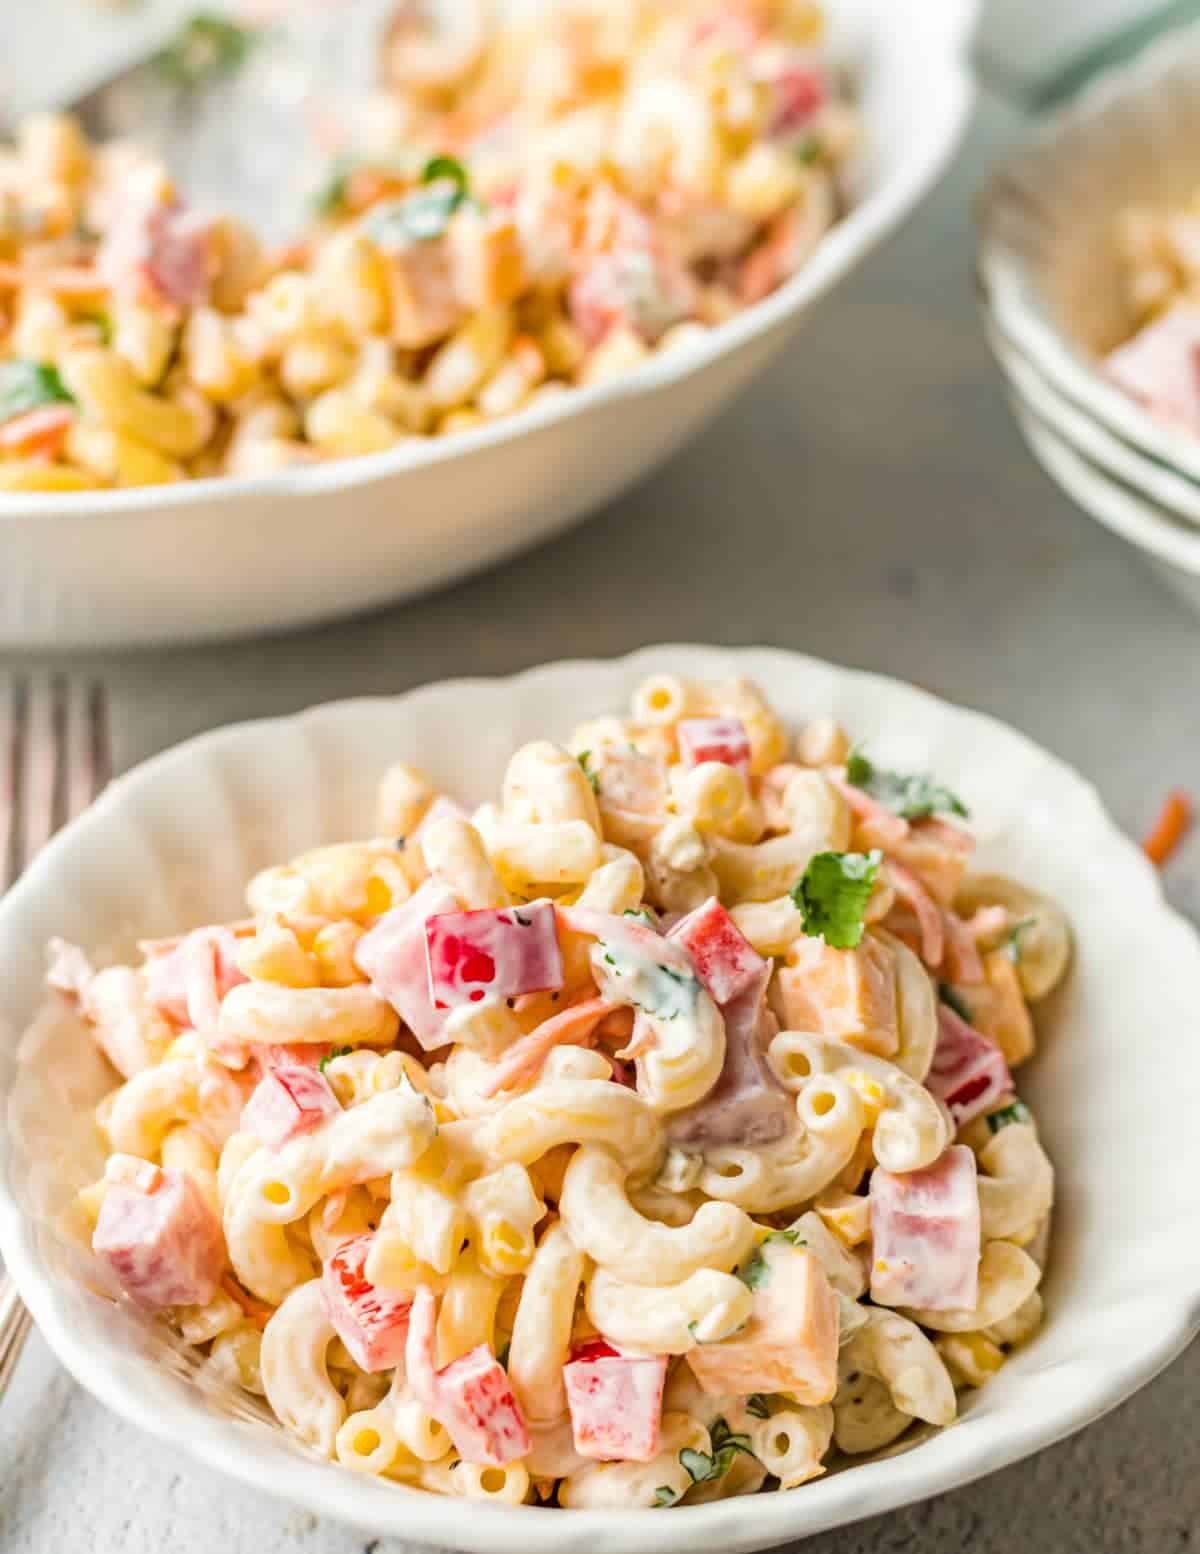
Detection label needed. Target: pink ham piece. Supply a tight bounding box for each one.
[926,1003,1012,1127]
[567,246,695,346]
[321,1234,413,1373]
[563,1338,668,1462]
[354,879,460,1049]
[242,1063,340,1149]
[425,902,564,1011]
[144,925,247,1029]
[1104,303,1200,435]
[668,963,792,1150]
[406,1287,531,1466]
[92,1165,224,1309]
[669,896,765,1005]
[869,1144,981,1311]
[98,198,213,307]
[676,717,752,777]
[766,54,828,139]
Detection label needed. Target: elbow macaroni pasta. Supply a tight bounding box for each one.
[60,673,1064,1505]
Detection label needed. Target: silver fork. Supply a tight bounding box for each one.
[0,676,110,1398]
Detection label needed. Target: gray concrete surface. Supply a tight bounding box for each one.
[1,69,1198,1554]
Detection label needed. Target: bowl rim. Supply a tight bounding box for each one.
[2,640,1200,1551]
[987,314,1200,532]
[975,16,1200,486]
[0,0,977,523]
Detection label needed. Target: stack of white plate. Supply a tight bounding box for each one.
[976,20,1200,615]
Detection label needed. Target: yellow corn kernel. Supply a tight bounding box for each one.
[313,921,366,987]
[936,1332,1006,1390]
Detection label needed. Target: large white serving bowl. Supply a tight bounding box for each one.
[1,644,1199,1552]
[0,0,977,648]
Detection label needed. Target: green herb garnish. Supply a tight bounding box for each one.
[318,1044,353,1073]
[987,1100,1032,1133]
[653,1486,677,1506]
[152,12,257,89]
[1005,917,1037,964]
[746,1394,771,1420]
[0,360,74,425]
[366,155,474,246]
[790,849,882,950]
[679,1419,757,1486]
[938,983,973,1023]
[845,751,968,821]
[578,750,599,794]
[795,136,822,164]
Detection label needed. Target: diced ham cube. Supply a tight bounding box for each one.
[144,926,247,1029]
[686,1242,838,1402]
[594,748,667,815]
[765,54,828,139]
[242,1063,340,1149]
[1104,304,1200,435]
[98,198,213,307]
[249,1041,328,1074]
[321,1233,413,1373]
[564,1341,667,1462]
[869,1144,981,1311]
[776,933,898,1058]
[669,896,766,1005]
[567,246,695,346]
[92,1166,224,1309]
[926,1003,1012,1127]
[669,963,792,1149]
[354,879,461,1048]
[425,902,563,1012]
[676,717,751,777]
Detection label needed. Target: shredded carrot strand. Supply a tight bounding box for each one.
[1143,788,1193,867]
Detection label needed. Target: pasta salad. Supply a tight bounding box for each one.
[50,673,1068,1507]
[0,1,856,491]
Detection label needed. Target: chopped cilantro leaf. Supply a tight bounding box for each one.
[152,13,257,88]
[938,983,973,1023]
[736,1228,806,1291]
[653,1486,677,1506]
[318,1044,352,1073]
[790,849,882,950]
[795,136,822,163]
[311,156,357,218]
[746,1394,771,1420]
[987,1099,1032,1133]
[680,1419,757,1485]
[577,750,599,794]
[0,360,75,425]
[1005,916,1037,964]
[845,750,968,820]
[421,154,470,197]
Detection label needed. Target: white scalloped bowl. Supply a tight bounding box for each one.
[2,645,1199,1553]
[0,0,977,648]
[976,19,1200,498]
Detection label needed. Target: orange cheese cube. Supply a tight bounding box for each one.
[686,1242,838,1403]
[450,208,526,308]
[381,236,464,349]
[775,932,898,1057]
[957,950,1034,1067]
